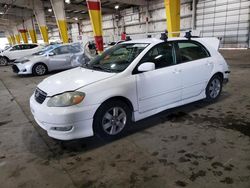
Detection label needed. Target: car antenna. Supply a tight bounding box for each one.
[125,36,132,41]
[160,30,168,41]
[184,30,192,40]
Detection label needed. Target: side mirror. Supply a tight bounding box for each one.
[48,52,55,56]
[138,62,155,72]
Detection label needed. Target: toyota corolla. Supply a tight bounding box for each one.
[30,36,229,140]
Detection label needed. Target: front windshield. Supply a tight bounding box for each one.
[32,45,55,55]
[84,43,149,73]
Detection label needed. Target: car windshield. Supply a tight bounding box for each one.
[83,43,149,73]
[32,45,55,55]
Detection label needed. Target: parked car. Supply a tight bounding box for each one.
[12,43,87,76]
[0,44,43,65]
[30,36,229,140]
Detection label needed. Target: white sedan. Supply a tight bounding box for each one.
[0,44,43,65]
[30,36,230,140]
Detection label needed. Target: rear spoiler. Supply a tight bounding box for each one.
[196,37,220,51]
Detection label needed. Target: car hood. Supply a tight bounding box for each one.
[15,54,45,62]
[37,67,116,96]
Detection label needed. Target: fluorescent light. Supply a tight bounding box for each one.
[48,8,52,12]
[74,17,78,21]
[65,0,70,4]
[115,5,119,10]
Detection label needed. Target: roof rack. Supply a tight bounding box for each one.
[125,36,132,41]
[160,30,168,41]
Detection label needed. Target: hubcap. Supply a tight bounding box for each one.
[36,65,46,75]
[0,58,7,65]
[209,78,221,98]
[102,107,127,135]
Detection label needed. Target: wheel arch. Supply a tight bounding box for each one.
[93,96,135,121]
[212,72,224,80]
[32,62,48,71]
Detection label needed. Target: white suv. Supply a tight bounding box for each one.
[0,44,43,65]
[30,36,230,140]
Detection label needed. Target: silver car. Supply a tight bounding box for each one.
[12,43,86,76]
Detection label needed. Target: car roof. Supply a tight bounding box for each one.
[122,37,190,45]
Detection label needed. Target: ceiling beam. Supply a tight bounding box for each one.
[108,0,147,6]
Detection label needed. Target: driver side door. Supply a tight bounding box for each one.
[49,46,72,70]
[135,42,182,113]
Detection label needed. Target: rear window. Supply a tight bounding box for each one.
[177,41,210,63]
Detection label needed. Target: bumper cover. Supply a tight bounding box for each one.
[30,94,99,140]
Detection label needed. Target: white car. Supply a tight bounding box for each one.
[0,44,43,65]
[12,43,86,76]
[30,36,230,140]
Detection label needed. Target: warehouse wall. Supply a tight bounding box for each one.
[196,0,250,48]
[68,0,249,48]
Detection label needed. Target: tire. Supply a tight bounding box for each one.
[32,63,48,76]
[205,75,223,102]
[0,57,9,66]
[93,100,132,140]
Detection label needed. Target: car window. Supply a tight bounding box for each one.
[85,43,149,73]
[10,45,21,51]
[177,41,209,63]
[68,46,81,53]
[53,46,70,55]
[140,42,175,69]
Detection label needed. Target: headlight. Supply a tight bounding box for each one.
[47,91,85,107]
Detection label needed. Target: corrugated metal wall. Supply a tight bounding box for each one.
[196,0,250,48]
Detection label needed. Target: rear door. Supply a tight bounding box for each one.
[175,41,213,100]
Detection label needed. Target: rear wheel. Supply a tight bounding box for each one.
[0,57,8,66]
[32,63,47,76]
[94,100,131,140]
[205,75,223,102]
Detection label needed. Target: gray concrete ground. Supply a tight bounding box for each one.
[0,50,249,188]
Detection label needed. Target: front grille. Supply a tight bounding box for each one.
[12,65,19,73]
[35,88,47,104]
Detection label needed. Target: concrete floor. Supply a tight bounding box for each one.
[0,50,249,188]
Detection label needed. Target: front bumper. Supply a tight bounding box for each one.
[12,63,32,75]
[30,94,99,140]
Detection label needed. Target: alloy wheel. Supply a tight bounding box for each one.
[102,107,127,135]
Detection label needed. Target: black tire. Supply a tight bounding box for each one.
[93,100,132,140]
[205,74,223,102]
[32,63,48,76]
[0,56,9,66]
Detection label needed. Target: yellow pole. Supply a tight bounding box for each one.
[15,34,21,44]
[39,26,49,43]
[28,29,37,43]
[19,29,28,43]
[164,0,180,37]
[10,35,16,45]
[57,20,68,43]
[7,36,12,45]
[87,0,104,53]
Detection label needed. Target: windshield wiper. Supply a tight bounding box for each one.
[92,64,112,72]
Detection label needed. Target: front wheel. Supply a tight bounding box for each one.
[32,63,47,76]
[205,75,223,102]
[94,100,131,140]
[0,57,8,66]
